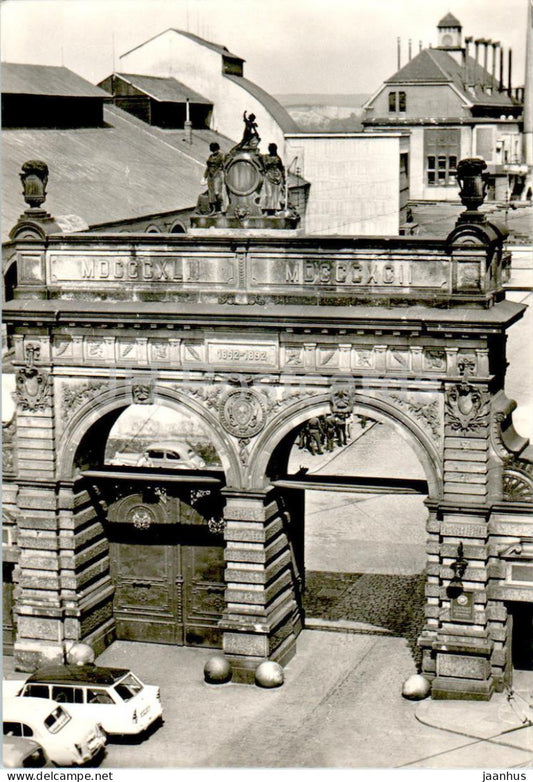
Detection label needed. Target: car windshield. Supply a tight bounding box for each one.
[44,706,71,734]
[114,673,143,702]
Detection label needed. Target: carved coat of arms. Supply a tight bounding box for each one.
[15,367,50,412]
[219,388,267,438]
[445,382,489,432]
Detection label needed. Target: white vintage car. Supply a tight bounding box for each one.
[10,664,163,737]
[3,696,106,766]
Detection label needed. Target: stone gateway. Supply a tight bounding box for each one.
[3,157,533,698]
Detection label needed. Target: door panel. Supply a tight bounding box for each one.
[183,538,225,648]
[109,503,225,648]
[110,536,183,645]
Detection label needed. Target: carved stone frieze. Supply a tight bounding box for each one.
[62,380,110,420]
[388,392,442,443]
[423,349,446,371]
[445,382,489,433]
[457,354,477,376]
[2,415,16,473]
[52,338,72,358]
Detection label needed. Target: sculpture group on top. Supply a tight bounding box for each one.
[192,112,299,230]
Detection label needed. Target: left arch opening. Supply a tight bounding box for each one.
[69,400,227,652]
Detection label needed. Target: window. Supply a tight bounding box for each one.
[4,722,34,737]
[24,684,50,698]
[114,673,143,702]
[388,91,406,113]
[51,685,83,704]
[166,451,181,461]
[87,688,114,704]
[424,129,460,186]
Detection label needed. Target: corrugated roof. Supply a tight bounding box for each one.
[120,28,243,63]
[2,105,211,240]
[438,12,461,27]
[113,73,212,104]
[2,104,307,241]
[385,48,518,108]
[224,74,300,133]
[1,62,108,98]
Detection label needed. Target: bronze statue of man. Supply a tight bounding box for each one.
[204,142,225,213]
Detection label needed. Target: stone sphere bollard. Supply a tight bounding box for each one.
[255,661,284,688]
[402,674,431,700]
[204,655,232,684]
[66,643,95,666]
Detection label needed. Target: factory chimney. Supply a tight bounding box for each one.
[523,0,533,183]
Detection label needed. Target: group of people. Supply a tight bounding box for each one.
[297,413,351,456]
[203,114,286,216]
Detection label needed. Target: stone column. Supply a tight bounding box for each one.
[57,481,115,657]
[220,488,301,683]
[14,365,64,669]
[426,381,494,699]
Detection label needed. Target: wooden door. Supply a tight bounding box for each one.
[110,528,183,645]
[183,528,225,648]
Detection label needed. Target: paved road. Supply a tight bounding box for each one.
[95,634,532,769]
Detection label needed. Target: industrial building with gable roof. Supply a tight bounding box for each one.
[363,14,526,202]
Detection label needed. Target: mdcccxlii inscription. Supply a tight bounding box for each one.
[50,255,201,283]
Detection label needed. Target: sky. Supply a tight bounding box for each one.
[0,0,528,96]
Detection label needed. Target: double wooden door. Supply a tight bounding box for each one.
[109,525,225,648]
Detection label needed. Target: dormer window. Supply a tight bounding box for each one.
[388,91,406,113]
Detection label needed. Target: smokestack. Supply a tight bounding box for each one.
[474,39,481,87]
[419,40,422,53]
[491,42,499,90]
[508,47,513,96]
[483,39,490,88]
[397,37,401,69]
[408,39,412,61]
[464,36,472,85]
[524,0,533,168]
[499,46,504,91]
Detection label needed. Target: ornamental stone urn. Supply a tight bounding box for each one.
[455,157,488,212]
